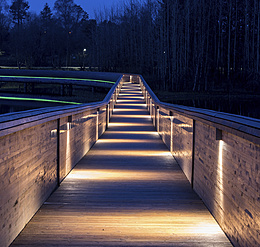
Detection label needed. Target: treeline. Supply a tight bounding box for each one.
[0,0,88,68]
[0,0,260,92]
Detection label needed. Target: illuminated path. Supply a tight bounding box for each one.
[11,82,232,246]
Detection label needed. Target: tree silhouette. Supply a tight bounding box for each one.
[9,0,29,68]
[10,0,29,26]
[54,0,88,67]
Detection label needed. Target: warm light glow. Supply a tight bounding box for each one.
[67,169,175,181]
[177,124,192,128]
[157,108,160,133]
[105,130,158,135]
[116,99,144,103]
[218,140,224,213]
[112,114,151,119]
[150,98,152,115]
[96,139,162,143]
[119,94,143,96]
[116,103,146,106]
[189,222,224,235]
[81,114,96,119]
[66,123,71,175]
[108,122,152,127]
[89,150,172,157]
[170,117,174,153]
[113,108,145,112]
[50,129,57,138]
[119,89,131,91]
[96,111,99,140]
[171,151,192,157]
[44,80,230,245]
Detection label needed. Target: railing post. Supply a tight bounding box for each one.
[149,98,152,116]
[96,108,99,140]
[106,103,110,129]
[145,91,148,107]
[152,103,155,126]
[57,118,60,187]
[191,119,196,188]
[170,111,174,153]
[112,94,115,112]
[155,105,160,132]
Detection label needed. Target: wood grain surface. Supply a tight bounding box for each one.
[11,82,232,247]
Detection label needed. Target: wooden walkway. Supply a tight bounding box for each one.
[11,82,232,246]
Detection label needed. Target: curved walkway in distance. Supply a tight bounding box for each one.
[11,82,232,246]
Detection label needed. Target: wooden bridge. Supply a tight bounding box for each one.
[0,74,259,247]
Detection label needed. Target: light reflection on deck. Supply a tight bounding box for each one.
[11,80,232,247]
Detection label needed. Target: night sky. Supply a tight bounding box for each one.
[8,0,124,19]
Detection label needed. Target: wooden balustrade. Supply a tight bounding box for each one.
[139,74,260,247]
[1,73,259,247]
[0,74,126,247]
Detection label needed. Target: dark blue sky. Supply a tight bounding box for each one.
[8,0,123,19]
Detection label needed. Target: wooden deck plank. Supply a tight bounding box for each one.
[10,82,232,246]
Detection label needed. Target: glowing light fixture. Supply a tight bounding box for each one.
[177,124,192,128]
[216,128,222,140]
[218,140,224,213]
[170,115,174,153]
[96,109,99,140]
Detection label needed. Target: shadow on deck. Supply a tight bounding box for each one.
[11,83,232,246]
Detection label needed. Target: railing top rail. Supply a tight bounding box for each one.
[0,74,123,137]
[140,75,260,141]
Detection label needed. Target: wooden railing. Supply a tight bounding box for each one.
[138,75,260,247]
[1,73,259,247]
[0,74,129,247]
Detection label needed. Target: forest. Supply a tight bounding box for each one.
[0,0,260,93]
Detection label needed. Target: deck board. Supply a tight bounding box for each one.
[11,82,232,246]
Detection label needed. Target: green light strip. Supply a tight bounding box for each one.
[0,96,81,105]
[0,75,115,84]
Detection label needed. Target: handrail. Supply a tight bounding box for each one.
[0,73,126,247]
[0,75,123,137]
[139,75,260,143]
[139,74,260,247]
